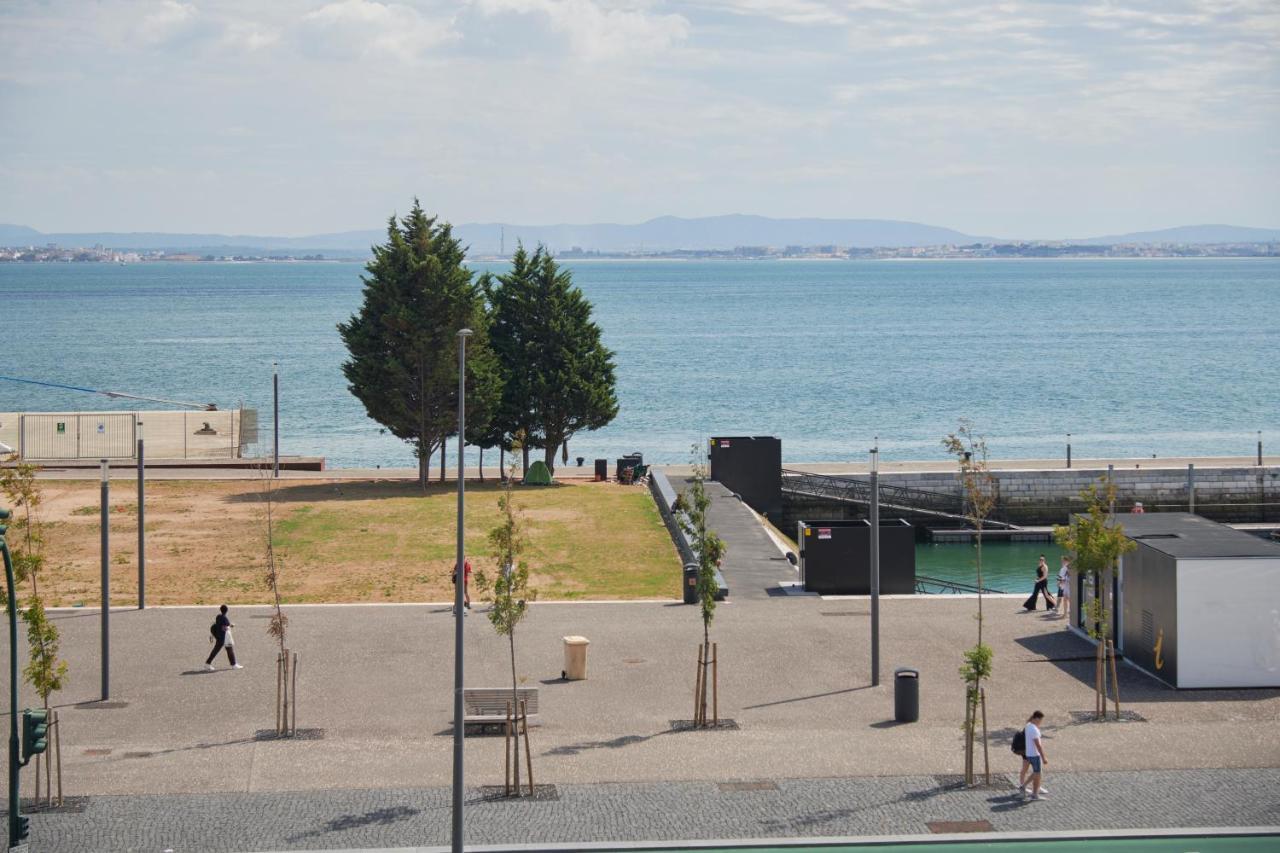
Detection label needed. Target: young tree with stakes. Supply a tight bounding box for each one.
[256,465,295,736]
[1,455,69,803]
[474,452,538,795]
[1054,477,1135,720]
[942,423,996,785]
[672,445,726,727]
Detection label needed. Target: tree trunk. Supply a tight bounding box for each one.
[521,443,529,477]
[479,447,484,483]
[543,442,558,476]
[440,440,446,483]
[499,445,505,481]
[417,440,428,491]
[561,441,569,465]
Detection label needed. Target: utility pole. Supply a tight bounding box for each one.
[452,329,472,853]
[137,419,145,609]
[870,440,880,688]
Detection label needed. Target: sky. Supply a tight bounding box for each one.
[1,0,1278,239]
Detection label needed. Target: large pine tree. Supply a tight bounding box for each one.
[338,200,499,487]
[489,245,618,474]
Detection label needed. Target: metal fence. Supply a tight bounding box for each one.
[0,409,254,460]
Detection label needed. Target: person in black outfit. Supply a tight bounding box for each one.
[205,604,240,670]
[1023,555,1055,611]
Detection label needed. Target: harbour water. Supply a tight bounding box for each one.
[1,258,1277,469]
[916,541,1066,595]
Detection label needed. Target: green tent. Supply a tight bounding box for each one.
[523,460,553,485]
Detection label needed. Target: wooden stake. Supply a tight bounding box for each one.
[1095,642,1104,719]
[504,702,512,796]
[291,651,298,735]
[55,709,63,806]
[694,644,704,725]
[962,694,972,785]
[980,687,990,786]
[276,651,283,734]
[521,699,534,796]
[1108,640,1121,719]
[712,642,719,725]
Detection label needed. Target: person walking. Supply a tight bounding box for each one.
[205,604,242,670]
[1023,555,1054,611]
[1021,710,1048,800]
[1056,556,1071,622]
[452,558,472,614]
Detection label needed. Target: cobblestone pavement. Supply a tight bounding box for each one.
[21,767,1280,853]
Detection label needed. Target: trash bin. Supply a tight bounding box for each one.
[615,453,642,481]
[562,636,589,680]
[683,562,700,604]
[594,459,608,481]
[894,667,919,722]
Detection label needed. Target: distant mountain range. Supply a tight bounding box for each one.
[2,217,1276,255]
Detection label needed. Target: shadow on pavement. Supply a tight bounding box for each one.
[286,805,421,843]
[1014,631,1280,703]
[744,685,874,710]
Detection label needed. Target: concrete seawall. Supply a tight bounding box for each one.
[781,463,1280,527]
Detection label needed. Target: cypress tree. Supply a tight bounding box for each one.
[489,245,618,474]
[338,200,499,487]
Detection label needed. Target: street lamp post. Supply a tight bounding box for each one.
[452,328,472,853]
[1066,433,1072,469]
[137,419,145,610]
[100,459,110,701]
[2,506,23,847]
[273,362,280,478]
[870,440,880,688]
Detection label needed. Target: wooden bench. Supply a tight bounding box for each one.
[461,687,540,734]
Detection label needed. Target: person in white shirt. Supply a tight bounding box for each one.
[1055,557,1071,622]
[1023,711,1048,800]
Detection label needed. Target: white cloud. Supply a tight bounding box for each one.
[475,0,691,60]
[297,0,457,62]
[136,0,200,44]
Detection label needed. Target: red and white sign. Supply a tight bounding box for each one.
[818,528,832,539]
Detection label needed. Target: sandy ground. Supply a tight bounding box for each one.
[17,478,678,606]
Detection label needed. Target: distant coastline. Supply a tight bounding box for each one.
[4,243,1277,264]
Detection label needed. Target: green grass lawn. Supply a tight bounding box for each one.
[269,479,680,602]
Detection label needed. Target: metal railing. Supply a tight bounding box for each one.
[914,574,1009,595]
[781,469,1019,529]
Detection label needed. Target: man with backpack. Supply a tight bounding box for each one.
[205,604,242,670]
[1012,710,1048,799]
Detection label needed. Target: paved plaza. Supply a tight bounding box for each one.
[2,478,1277,850]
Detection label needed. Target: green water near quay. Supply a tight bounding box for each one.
[916,541,1067,594]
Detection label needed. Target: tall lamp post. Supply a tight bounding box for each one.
[273,362,280,478]
[137,419,145,610]
[451,328,472,853]
[100,459,110,701]
[870,440,880,687]
[3,506,23,847]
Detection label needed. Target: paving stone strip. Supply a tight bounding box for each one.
[20,767,1280,853]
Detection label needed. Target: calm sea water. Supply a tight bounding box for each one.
[1,259,1277,468]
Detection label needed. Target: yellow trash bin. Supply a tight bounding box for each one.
[562,635,590,680]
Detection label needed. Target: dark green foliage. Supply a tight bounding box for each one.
[488,245,618,474]
[338,200,500,486]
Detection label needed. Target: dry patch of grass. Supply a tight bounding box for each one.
[30,478,681,606]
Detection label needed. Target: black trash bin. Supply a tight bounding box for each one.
[894,667,919,722]
[682,562,700,604]
[594,459,608,481]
